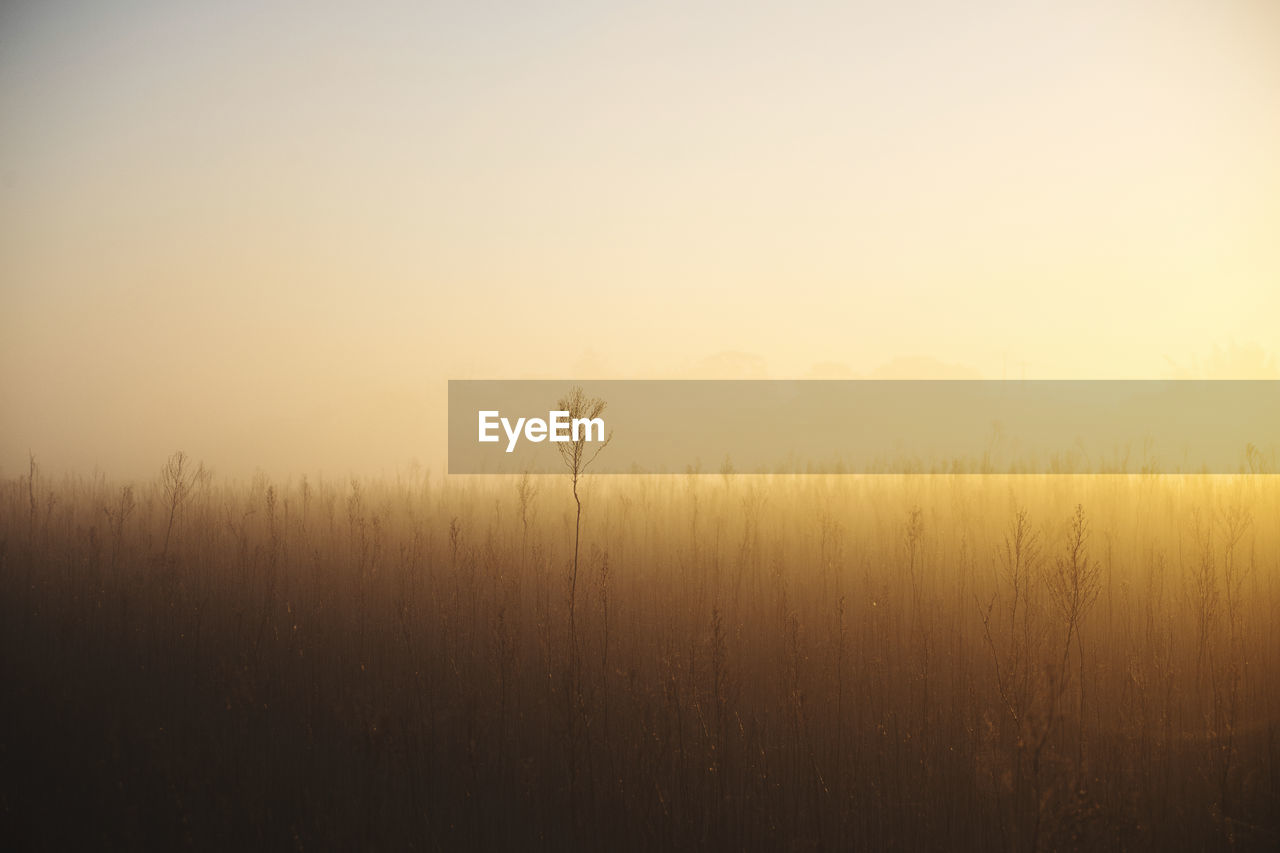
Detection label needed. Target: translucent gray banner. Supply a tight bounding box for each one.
[448,380,1279,474]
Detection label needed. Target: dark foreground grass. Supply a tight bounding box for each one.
[2,468,1278,850]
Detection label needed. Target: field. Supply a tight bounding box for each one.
[2,459,1278,850]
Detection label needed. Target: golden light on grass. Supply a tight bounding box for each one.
[4,461,1278,848]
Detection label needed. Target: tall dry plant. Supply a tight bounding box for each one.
[160,450,197,563]
[1046,503,1100,773]
[555,386,612,652]
[979,507,1055,852]
[554,386,611,838]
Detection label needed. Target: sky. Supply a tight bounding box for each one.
[2,0,1278,478]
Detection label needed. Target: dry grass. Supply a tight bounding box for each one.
[2,460,1279,850]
